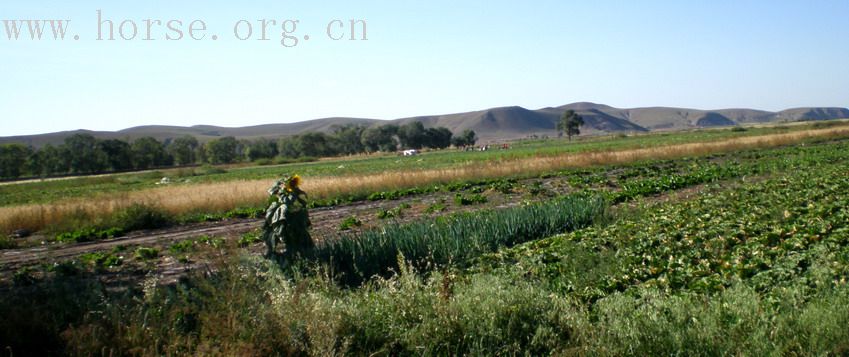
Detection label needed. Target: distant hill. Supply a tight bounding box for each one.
[2,103,848,147]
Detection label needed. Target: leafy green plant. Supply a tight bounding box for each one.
[311,193,606,286]
[262,174,313,261]
[425,201,447,214]
[0,235,16,249]
[238,231,263,247]
[134,247,159,260]
[454,193,487,206]
[168,240,195,255]
[196,235,225,248]
[56,227,124,243]
[79,252,122,270]
[339,216,362,231]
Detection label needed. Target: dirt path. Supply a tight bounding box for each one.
[0,187,518,273]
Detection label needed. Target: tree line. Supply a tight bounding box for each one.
[0,122,478,179]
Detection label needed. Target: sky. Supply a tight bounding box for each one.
[1,0,848,136]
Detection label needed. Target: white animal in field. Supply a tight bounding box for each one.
[402,149,419,156]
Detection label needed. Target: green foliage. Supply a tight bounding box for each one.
[338,215,362,231]
[205,136,240,164]
[486,164,849,301]
[134,247,159,260]
[56,227,124,243]
[312,193,606,285]
[168,240,196,255]
[114,203,171,231]
[79,252,123,270]
[0,235,17,249]
[131,137,170,170]
[0,143,33,179]
[557,109,584,141]
[425,201,447,214]
[451,129,478,147]
[196,235,226,249]
[223,206,263,219]
[262,175,314,260]
[454,192,487,205]
[238,231,263,247]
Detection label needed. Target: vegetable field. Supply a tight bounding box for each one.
[2,127,849,355]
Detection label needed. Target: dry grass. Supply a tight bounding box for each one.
[3,126,849,234]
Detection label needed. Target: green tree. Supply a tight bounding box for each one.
[557,110,584,141]
[425,127,453,149]
[0,144,32,179]
[38,144,69,175]
[451,129,478,147]
[398,121,428,149]
[331,124,367,155]
[64,133,108,174]
[131,137,169,169]
[295,132,334,157]
[361,125,398,152]
[205,136,240,164]
[246,138,278,161]
[277,136,300,158]
[169,135,199,166]
[98,139,133,171]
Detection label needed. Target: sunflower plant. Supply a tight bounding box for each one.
[262,174,313,261]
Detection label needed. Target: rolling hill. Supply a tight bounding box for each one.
[2,103,847,147]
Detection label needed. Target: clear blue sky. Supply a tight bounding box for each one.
[2,0,848,136]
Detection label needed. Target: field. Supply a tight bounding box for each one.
[2,122,849,355]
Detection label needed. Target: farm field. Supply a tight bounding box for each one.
[2,125,849,355]
[2,121,849,238]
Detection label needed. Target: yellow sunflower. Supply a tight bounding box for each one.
[285,175,302,192]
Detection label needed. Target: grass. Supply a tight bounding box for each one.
[3,125,849,235]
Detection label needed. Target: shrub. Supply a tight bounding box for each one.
[253,158,274,166]
[114,204,171,232]
[0,235,16,249]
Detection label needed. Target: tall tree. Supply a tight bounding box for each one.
[557,110,584,141]
[132,137,169,169]
[295,132,334,157]
[205,136,240,164]
[397,121,427,149]
[0,144,32,179]
[99,139,133,171]
[361,125,398,152]
[169,135,199,166]
[451,129,478,147]
[64,133,107,173]
[277,136,300,158]
[425,127,453,149]
[331,124,367,155]
[246,138,278,161]
[39,144,69,175]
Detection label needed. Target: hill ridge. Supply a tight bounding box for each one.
[2,103,847,147]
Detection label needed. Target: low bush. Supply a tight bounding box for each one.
[454,193,487,205]
[113,203,171,232]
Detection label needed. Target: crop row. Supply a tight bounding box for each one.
[308,193,607,285]
[482,160,849,302]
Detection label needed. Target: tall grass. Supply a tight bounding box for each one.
[311,193,607,285]
[3,126,849,234]
[9,255,849,356]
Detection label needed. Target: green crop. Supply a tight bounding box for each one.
[310,193,607,286]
